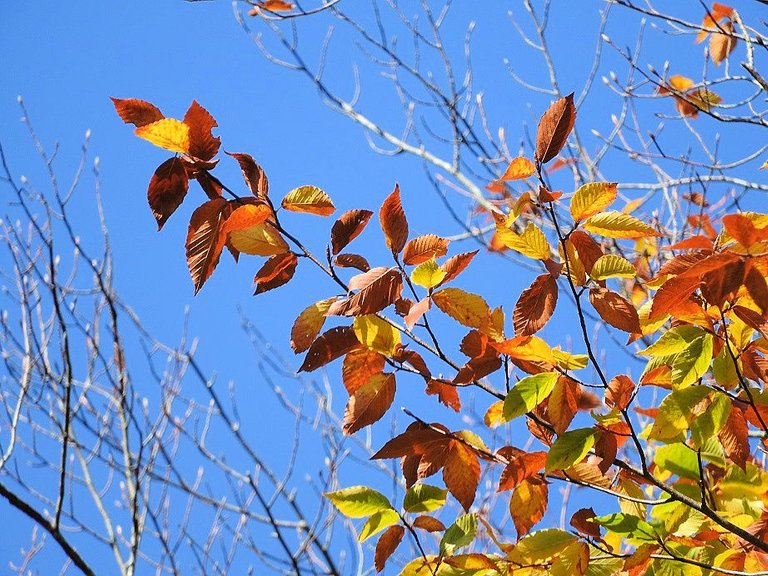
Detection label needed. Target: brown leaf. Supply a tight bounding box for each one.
[606,375,635,410]
[570,507,602,540]
[328,269,403,316]
[719,404,749,469]
[111,97,164,127]
[443,441,480,511]
[392,348,431,379]
[186,198,232,294]
[184,100,220,162]
[513,274,558,335]
[569,230,603,273]
[372,422,450,460]
[193,169,224,200]
[426,379,461,412]
[460,330,489,359]
[439,250,479,286]
[343,373,396,435]
[535,93,576,164]
[510,477,548,538]
[744,266,768,314]
[700,259,745,307]
[548,377,579,434]
[342,349,386,394]
[334,253,370,272]
[452,355,502,385]
[147,157,189,230]
[330,209,373,255]
[589,288,641,333]
[374,525,404,573]
[402,234,450,265]
[253,252,298,294]
[226,152,269,199]
[380,183,409,254]
[412,515,445,532]
[299,326,360,372]
[497,451,547,491]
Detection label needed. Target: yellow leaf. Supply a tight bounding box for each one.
[281,185,335,216]
[583,211,659,239]
[135,118,190,154]
[229,222,289,256]
[432,288,492,331]
[501,156,536,181]
[590,254,637,280]
[760,160,768,170]
[496,222,551,260]
[570,182,617,221]
[411,257,446,289]
[667,75,694,92]
[353,314,401,356]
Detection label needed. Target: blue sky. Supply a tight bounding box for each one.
[2,0,766,573]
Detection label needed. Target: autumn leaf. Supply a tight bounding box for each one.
[331,209,373,255]
[513,274,558,335]
[226,152,269,199]
[426,379,461,412]
[111,97,164,127]
[224,210,289,257]
[334,253,370,272]
[402,234,450,265]
[443,441,480,511]
[495,222,551,260]
[290,297,336,353]
[510,477,548,538]
[546,428,596,472]
[186,198,232,294]
[380,184,408,254]
[374,525,404,573]
[325,485,393,518]
[432,288,493,333]
[183,100,220,162]
[589,288,641,334]
[343,372,396,434]
[147,157,189,230]
[411,258,446,290]
[281,185,335,216]
[342,349,386,394]
[498,451,547,491]
[583,211,659,239]
[253,252,298,294]
[439,251,478,286]
[503,372,559,421]
[536,93,576,164]
[500,157,535,181]
[590,254,637,281]
[570,182,617,221]
[135,118,190,155]
[328,268,403,316]
[299,326,360,372]
[353,314,401,356]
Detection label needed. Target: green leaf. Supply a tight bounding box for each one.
[440,513,477,555]
[325,486,393,518]
[546,428,596,472]
[590,513,658,543]
[358,509,400,542]
[403,484,448,514]
[654,443,700,480]
[503,372,559,421]
[690,391,730,448]
[639,326,703,357]
[649,387,712,444]
[507,528,576,564]
[669,334,713,389]
[552,348,588,370]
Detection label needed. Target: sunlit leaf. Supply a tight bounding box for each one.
[325,486,393,518]
[281,185,335,216]
[501,156,535,181]
[411,258,446,290]
[147,157,189,230]
[135,118,190,154]
[503,372,559,421]
[353,314,401,356]
[358,509,399,542]
[440,513,477,555]
[403,484,448,513]
[380,183,408,254]
[546,428,596,472]
[570,182,617,221]
[583,211,659,239]
[343,372,396,434]
[590,255,636,281]
[403,234,450,265]
[536,93,576,164]
[111,97,164,127]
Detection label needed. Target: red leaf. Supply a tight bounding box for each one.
[392,348,431,379]
[426,379,461,412]
[590,287,641,333]
[535,93,576,164]
[402,234,450,265]
[443,441,480,511]
[439,251,479,286]
[331,209,374,255]
[184,100,220,162]
[299,326,360,372]
[147,157,189,230]
[111,97,164,127]
[334,253,370,272]
[380,184,409,254]
[719,404,749,469]
[498,451,547,491]
[606,375,635,410]
[343,373,396,434]
[650,274,703,320]
[253,252,298,294]
[452,355,502,385]
[186,198,233,294]
[374,525,405,573]
[513,274,558,335]
[193,169,224,200]
[412,516,445,532]
[226,152,269,199]
[342,349,386,394]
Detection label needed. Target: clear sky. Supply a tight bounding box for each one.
[1,1,766,573]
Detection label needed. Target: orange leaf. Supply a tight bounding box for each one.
[334,253,370,272]
[589,287,641,333]
[253,252,298,294]
[299,326,360,372]
[111,97,164,127]
[513,273,558,335]
[183,100,220,162]
[402,234,450,265]
[500,156,535,181]
[147,157,189,230]
[439,251,479,286]
[343,349,386,394]
[185,198,232,294]
[380,184,409,254]
[404,297,431,331]
[226,152,269,199]
[342,373,396,434]
[443,441,480,511]
[331,209,373,255]
[650,275,702,321]
[281,185,335,216]
[535,93,576,164]
[510,477,548,538]
[374,525,404,573]
[497,451,547,491]
[548,377,580,434]
[412,515,445,532]
[426,379,461,412]
[328,268,404,316]
[290,297,336,353]
[606,375,635,410]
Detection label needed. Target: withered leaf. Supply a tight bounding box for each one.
[374,525,405,573]
[380,184,409,254]
[331,209,373,255]
[513,274,558,335]
[299,326,360,372]
[186,198,233,294]
[589,288,641,334]
[402,234,450,265]
[184,100,220,162]
[426,379,461,412]
[226,152,269,199]
[438,251,479,286]
[535,93,576,164]
[334,253,370,272]
[253,252,298,294]
[343,373,396,435]
[328,269,403,316]
[148,157,189,230]
[111,97,164,127]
